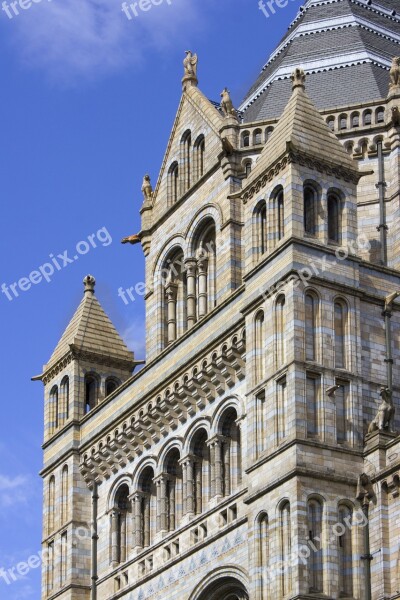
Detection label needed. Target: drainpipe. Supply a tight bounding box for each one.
[383,291,400,393]
[91,482,99,600]
[357,474,373,600]
[376,141,388,266]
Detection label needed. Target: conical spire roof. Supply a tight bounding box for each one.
[243,68,358,190]
[241,0,400,121]
[44,275,135,372]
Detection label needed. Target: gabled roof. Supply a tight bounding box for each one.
[45,276,135,371]
[243,70,358,189]
[240,0,400,121]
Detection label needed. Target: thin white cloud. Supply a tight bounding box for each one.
[0,474,31,509]
[2,0,207,82]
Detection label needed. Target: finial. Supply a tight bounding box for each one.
[182,50,198,90]
[83,275,96,294]
[291,67,306,91]
[389,57,400,96]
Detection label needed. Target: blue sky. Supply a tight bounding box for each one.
[0,0,302,596]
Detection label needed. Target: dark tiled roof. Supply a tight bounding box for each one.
[241,0,400,122]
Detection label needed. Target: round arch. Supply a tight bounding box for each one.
[189,567,249,600]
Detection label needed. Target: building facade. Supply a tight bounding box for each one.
[38,1,400,598]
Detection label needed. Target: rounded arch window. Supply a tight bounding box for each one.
[241,131,250,148]
[326,116,335,130]
[304,184,318,235]
[168,162,179,204]
[105,378,120,397]
[376,107,385,123]
[84,374,99,413]
[327,192,342,243]
[339,114,347,130]
[363,110,372,126]
[253,128,262,145]
[351,113,359,128]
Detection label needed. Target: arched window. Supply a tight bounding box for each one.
[363,110,372,126]
[111,484,131,565]
[304,185,317,235]
[306,374,320,437]
[254,201,267,258]
[326,116,335,130]
[265,126,274,141]
[163,248,186,346]
[351,113,359,128]
[168,162,179,205]
[244,161,252,178]
[165,449,183,532]
[276,188,285,241]
[276,295,286,367]
[305,292,318,361]
[334,301,347,369]
[376,107,385,123]
[136,468,156,549]
[328,193,342,243]
[277,376,287,442]
[84,374,98,413]
[219,407,242,495]
[257,514,269,597]
[60,377,69,423]
[241,131,250,147]
[255,311,265,384]
[280,501,292,595]
[194,135,205,181]
[338,504,354,597]
[194,220,217,319]
[339,114,348,130]
[49,386,59,431]
[106,378,119,397]
[48,476,55,533]
[308,499,323,592]
[181,130,192,193]
[61,466,68,524]
[191,430,210,515]
[254,129,262,145]
[336,381,348,443]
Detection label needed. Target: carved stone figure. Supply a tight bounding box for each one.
[291,67,306,89]
[183,51,198,79]
[220,88,236,117]
[392,106,400,127]
[121,234,141,245]
[142,174,153,201]
[389,57,400,90]
[368,387,395,433]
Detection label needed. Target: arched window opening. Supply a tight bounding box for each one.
[244,161,252,178]
[106,378,119,397]
[280,502,292,595]
[306,374,320,438]
[276,188,285,241]
[351,113,359,128]
[276,295,286,367]
[254,201,267,258]
[265,126,274,141]
[327,116,335,130]
[60,377,69,424]
[181,130,192,193]
[194,135,205,181]
[334,301,347,369]
[304,186,317,235]
[163,248,187,346]
[50,386,59,431]
[85,374,98,413]
[48,476,55,533]
[336,381,349,443]
[168,162,179,205]
[61,466,69,524]
[338,504,354,597]
[339,115,348,130]
[376,107,385,123]
[194,220,217,319]
[165,449,183,532]
[241,131,250,148]
[191,430,210,515]
[258,514,269,597]
[308,499,323,592]
[220,407,242,495]
[363,110,372,126]
[254,129,262,145]
[111,484,131,565]
[305,293,318,361]
[277,376,288,442]
[328,193,342,243]
[137,468,156,549]
[255,311,265,384]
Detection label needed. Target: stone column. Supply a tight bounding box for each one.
[143,495,150,548]
[132,493,143,551]
[197,251,209,318]
[182,457,195,517]
[223,440,231,497]
[157,475,168,533]
[165,282,178,344]
[185,258,197,328]
[169,477,176,531]
[110,509,120,566]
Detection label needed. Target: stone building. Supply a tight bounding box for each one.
[37,1,400,598]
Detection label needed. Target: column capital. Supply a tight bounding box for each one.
[184,257,197,271]
[179,454,196,467]
[128,491,146,503]
[207,434,228,448]
[165,281,178,299]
